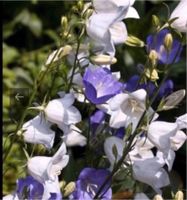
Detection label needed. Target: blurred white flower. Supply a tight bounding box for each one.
[134,193,150,200]
[45,93,81,125]
[170,0,187,33]
[22,115,55,149]
[3,194,19,200]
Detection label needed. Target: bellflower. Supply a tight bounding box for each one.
[124,75,173,98]
[147,115,187,170]
[70,168,112,200]
[83,67,123,104]
[132,156,170,194]
[146,29,183,64]
[22,115,55,149]
[86,0,139,56]
[45,93,81,125]
[107,89,148,131]
[27,142,69,199]
[170,0,187,33]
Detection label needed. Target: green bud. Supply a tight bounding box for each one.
[164,33,173,52]
[63,182,76,197]
[77,0,84,11]
[61,16,68,29]
[59,181,66,190]
[148,50,158,67]
[91,54,117,65]
[153,194,164,200]
[125,35,145,47]
[175,190,184,200]
[152,15,160,28]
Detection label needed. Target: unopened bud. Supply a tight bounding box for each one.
[59,181,66,190]
[152,15,160,28]
[162,89,186,110]
[17,129,23,136]
[91,54,117,65]
[175,190,184,200]
[125,35,145,47]
[148,50,158,67]
[153,194,164,200]
[145,68,159,81]
[164,33,173,52]
[61,16,68,29]
[77,0,84,11]
[63,182,76,197]
[45,45,72,66]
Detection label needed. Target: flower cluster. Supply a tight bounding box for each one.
[3,0,186,200]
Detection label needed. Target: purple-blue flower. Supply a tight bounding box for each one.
[16,176,62,200]
[90,110,106,135]
[83,67,123,104]
[71,168,112,200]
[146,29,183,64]
[124,75,174,98]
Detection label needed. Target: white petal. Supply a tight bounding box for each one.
[109,110,127,128]
[131,89,147,102]
[63,106,82,124]
[3,194,19,200]
[60,93,75,108]
[148,121,178,152]
[23,115,55,149]
[125,6,140,19]
[109,93,128,111]
[170,130,187,151]
[109,22,127,44]
[176,113,187,129]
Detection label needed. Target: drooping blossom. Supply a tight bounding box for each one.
[83,67,123,104]
[22,115,55,149]
[45,92,81,125]
[170,0,187,33]
[70,168,112,200]
[146,29,183,64]
[27,142,69,199]
[86,0,139,56]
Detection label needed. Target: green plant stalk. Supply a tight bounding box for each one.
[3,47,63,164]
[94,44,182,199]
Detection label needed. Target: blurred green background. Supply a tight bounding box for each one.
[3,0,186,196]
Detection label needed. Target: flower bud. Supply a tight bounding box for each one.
[61,16,68,29]
[152,15,160,28]
[63,182,76,197]
[148,50,158,67]
[59,181,66,190]
[162,89,186,110]
[153,194,164,200]
[17,129,23,136]
[125,35,144,47]
[77,0,84,11]
[175,190,184,200]
[164,33,173,52]
[91,54,117,65]
[145,68,159,81]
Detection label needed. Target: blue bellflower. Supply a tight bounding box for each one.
[124,75,174,99]
[146,29,183,64]
[71,168,112,200]
[83,67,123,104]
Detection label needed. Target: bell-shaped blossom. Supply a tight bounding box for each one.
[170,0,187,33]
[83,67,123,104]
[59,124,87,147]
[70,168,112,200]
[106,89,149,131]
[147,116,187,170]
[124,75,173,99]
[27,142,69,199]
[45,93,81,125]
[146,29,183,64]
[22,115,55,149]
[132,156,170,194]
[86,0,139,56]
